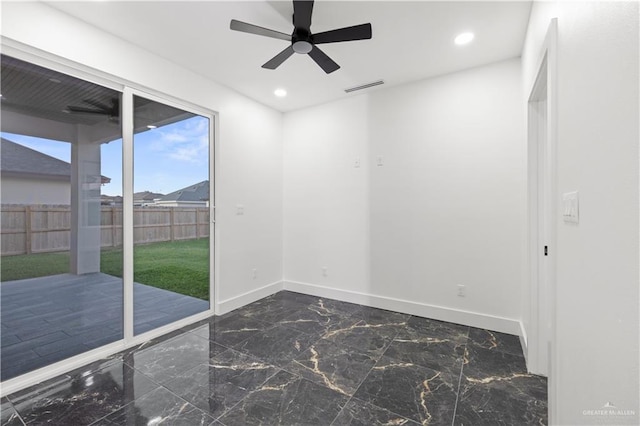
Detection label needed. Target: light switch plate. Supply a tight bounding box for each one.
[562,191,579,223]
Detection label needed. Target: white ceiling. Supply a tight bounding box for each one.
[47,1,532,112]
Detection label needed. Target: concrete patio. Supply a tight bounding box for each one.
[1,273,209,381]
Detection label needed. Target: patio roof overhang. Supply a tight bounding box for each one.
[0,54,194,145]
[1,100,193,146]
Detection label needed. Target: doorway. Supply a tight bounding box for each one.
[526,17,557,424]
[528,59,551,376]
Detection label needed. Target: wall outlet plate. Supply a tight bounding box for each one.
[457,284,466,297]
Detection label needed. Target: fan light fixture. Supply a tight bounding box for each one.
[454,32,475,45]
[274,88,287,97]
[293,41,312,54]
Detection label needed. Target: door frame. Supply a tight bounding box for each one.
[526,17,558,423]
[0,40,219,396]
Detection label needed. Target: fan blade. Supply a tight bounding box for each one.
[230,19,291,41]
[66,106,109,115]
[308,45,340,74]
[82,99,112,110]
[313,23,372,44]
[293,0,314,31]
[262,45,296,69]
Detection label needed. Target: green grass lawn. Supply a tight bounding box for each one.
[1,239,210,301]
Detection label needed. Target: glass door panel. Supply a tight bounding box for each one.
[0,55,123,380]
[132,95,210,335]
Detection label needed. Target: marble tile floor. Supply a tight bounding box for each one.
[1,273,209,381]
[2,291,547,425]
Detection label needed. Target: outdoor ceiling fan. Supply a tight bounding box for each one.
[65,98,120,123]
[230,0,372,74]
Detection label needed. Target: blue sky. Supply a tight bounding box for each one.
[1,116,209,196]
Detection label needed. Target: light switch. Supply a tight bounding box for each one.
[376,155,383,166]
[236,204,244,216]
[354,157,361,168]
[562,192,579,224]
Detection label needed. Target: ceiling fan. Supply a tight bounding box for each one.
[65,98,120,122]
[230,0,372,74]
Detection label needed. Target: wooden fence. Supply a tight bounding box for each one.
[1,205,210,256]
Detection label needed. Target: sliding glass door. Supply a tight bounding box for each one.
[0,55,124,381]
[132,95,211,335]
[0,54,214,386]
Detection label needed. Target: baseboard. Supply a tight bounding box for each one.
[283,280,521,336]
[215,280,283,315]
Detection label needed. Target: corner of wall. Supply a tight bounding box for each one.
[215,280,284,315]
[519,320,529,366]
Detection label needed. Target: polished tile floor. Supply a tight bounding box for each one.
[2,291,547,425]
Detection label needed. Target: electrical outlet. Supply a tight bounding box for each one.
[322,267,328,277]
[457,285,466,297]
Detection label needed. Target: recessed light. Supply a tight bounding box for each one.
[147,125,157,129]
[274,88,287,98]
[454,32,475,46]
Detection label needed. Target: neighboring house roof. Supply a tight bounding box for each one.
[0,138,110,184]
[157,180,209,203]
[101,194,123,205]
[133,191,164,202]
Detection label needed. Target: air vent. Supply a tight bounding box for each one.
[344,80,384,93]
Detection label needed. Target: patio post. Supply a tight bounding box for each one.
[70,134,102,275]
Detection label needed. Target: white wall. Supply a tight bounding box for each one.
[0,178,70,205]
[284,58,526,333]
[284,95,371,294]
[523,2,639,424]
[1,2,284,309]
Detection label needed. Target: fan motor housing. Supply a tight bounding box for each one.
[292,28,313,54]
